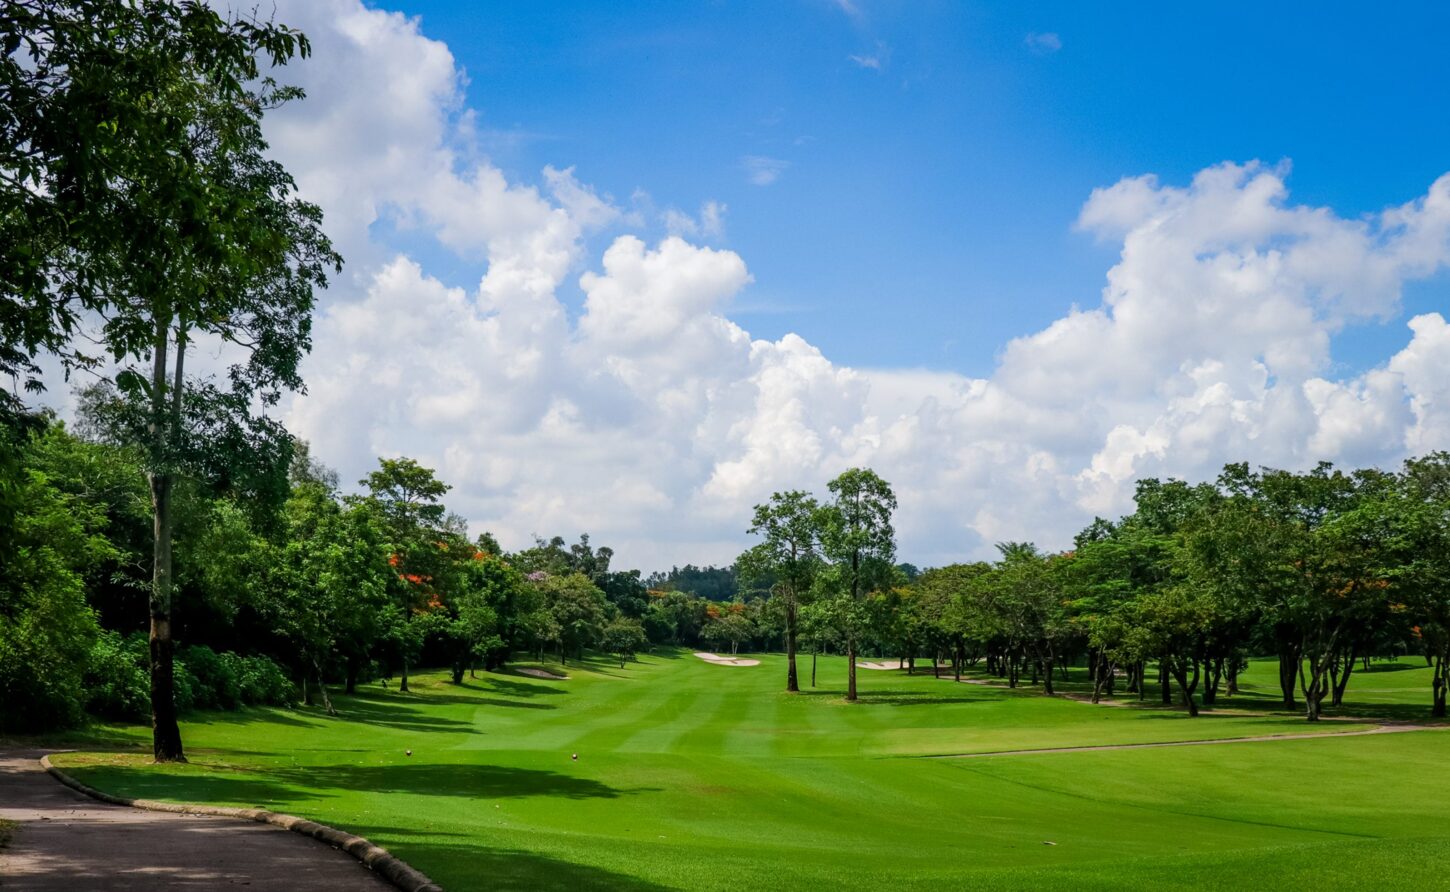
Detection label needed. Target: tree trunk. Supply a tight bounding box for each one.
[147,470,186,762]
[345,657,359,695]
[785,599,799,693]
[1160,659,1172,705]
[146,315,186,763]
[846,642,858,701]
[1433,651,1447,718]
[400,656,410,692]
[1042,654,1055,696]
[1331,646,1355,707]
[1201,658,1220,706]
[811,647,818,688]
[1300,654,1329,723]
[1277,634,1300,708]
[1170,658,1200,717]
[1226,659,1239,696]
[314,660,336,717]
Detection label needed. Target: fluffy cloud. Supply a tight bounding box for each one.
[218,1,1450,570]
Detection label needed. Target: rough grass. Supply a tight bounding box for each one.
[50,651,1450,890]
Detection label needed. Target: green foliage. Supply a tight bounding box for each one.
[0,424,111,731]
[83,631,151,721]
[601,616,648,665]
[644,564,740,601]
[535,572,609,662]
[83,633,294,721]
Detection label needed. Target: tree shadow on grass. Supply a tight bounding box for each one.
[470,677,569,699]
[639,647,691,661]
[392,691,558,711]
[69,759,652,809]
[185,707,315,729]
[867,694,991,707]
[1359,661,1427,674]
[327,695,478,732]
[278,762,655,801]
[63,764,316,808]
[352,833,677,892]
[795,688,990,707]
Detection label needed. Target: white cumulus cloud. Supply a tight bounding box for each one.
[171,1,1450,570]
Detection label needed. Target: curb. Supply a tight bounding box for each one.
[40,754,442,892]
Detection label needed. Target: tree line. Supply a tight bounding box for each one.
[2,414,794,742]
[743,459,1450,722]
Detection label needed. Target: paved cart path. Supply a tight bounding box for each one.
[0,751,393,890]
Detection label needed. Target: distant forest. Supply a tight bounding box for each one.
[646,565,741,601]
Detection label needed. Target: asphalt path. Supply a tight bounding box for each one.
[0,751,393,890]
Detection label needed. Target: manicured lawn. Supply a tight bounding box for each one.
[50,650,1450,890]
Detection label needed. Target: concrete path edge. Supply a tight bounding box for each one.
[39,754,443,892]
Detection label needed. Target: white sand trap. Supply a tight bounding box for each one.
[857,661,903,671]
[693,652,761,667]
[517,668,569,680]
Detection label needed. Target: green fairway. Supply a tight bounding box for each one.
[51,651,1450,890]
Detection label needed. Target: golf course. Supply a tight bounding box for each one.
[46,652,1450,891]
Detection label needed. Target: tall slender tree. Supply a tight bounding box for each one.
[25,4,338,761]
[360,458,451,692]
[818,468,897,702]
[740,490,821,692]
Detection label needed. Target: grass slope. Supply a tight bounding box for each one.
[50,651,1450,890]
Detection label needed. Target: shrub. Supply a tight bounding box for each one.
[178,644,241,710]
[83,631,149,722]
[234,654,296,706]
[84,636,293,719]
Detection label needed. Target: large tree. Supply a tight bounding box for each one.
[740,490,821,692]
[13,3,337,761]
[361,458,451,692]
[817,468,897,702]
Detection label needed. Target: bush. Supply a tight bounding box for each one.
[234,654,296,706]
[83,635,294,719]
[179,644,241,710]
[0,511,102,732]
[83,631,149,722]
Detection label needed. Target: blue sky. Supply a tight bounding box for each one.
[238,0,1450,568]
[374,0,1450,378]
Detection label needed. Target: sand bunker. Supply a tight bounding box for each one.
[517,667,569,680]
[693,652,761,667]
[857,660,902,671]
